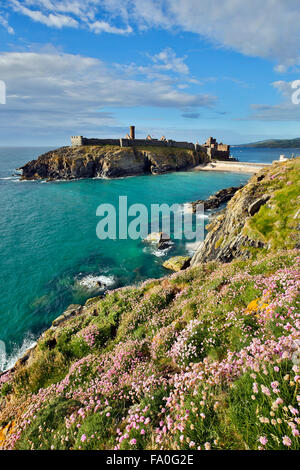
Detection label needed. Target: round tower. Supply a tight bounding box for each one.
[130,126,135,140]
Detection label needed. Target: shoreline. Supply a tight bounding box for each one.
[0,178,242,376]
[193,160,271,174]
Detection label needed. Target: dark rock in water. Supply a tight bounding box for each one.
[19,145,208,181]
[158,241,173,250]
[190,185,243,212]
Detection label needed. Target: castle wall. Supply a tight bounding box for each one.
[70,134,226,157]
[71,137,120,147]
[120,138,197,150]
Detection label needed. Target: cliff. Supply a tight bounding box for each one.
[19,145,207,181]
[191,157,300,265]
[1,158,299,451]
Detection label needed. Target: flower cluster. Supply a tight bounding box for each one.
[0,251,299,451]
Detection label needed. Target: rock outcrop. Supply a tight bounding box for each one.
[163,256,191,272]
[191,160,299,265]
[190,185,243,212]
[19,145,207,181]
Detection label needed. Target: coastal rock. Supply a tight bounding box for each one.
[16,344,37,367]
[19,146,207,181]
[191,186,243,212]
[191,168,274,265]
[52,304,82,328]
[163,256,191,272]
[144,232,172,250]
[248,195,270,216]
[144,232,170,243]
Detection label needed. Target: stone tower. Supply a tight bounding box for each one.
[130,126,135,140]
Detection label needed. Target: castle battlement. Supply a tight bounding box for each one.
[70,127,230,160]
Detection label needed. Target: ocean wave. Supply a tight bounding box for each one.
[0,176,19,181]
[177,203,209,220]
[77,274,115,290]
[196,213,209,220]
[142,245,172,257]
[1,334,37,373]
[185,241,202,254]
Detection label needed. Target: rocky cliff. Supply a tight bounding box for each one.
[20,145,207,181]
[191,157,300,265]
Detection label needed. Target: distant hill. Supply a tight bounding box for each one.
[234,138,300,148]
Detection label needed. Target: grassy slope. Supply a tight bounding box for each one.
[68,145,200,158]
[0,160,299,451]
[243,158,300,249]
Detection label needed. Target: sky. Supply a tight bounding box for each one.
[1,1,300,145]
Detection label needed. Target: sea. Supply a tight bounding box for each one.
[0,146,297,370]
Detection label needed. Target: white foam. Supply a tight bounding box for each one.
[185,241,202,254]
[143,244,172,258]
[153,248,171,257]
[0,176,19,181]
[196,213,209,220]
[78,274,115,290]
[1,334,37,373]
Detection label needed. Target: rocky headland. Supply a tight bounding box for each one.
[19,145,208,181]
[191,159,300,265]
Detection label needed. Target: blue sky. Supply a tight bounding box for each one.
[1,1,300,145]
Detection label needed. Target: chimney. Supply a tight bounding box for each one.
[130,125,135,140]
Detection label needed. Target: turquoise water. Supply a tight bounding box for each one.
[0,146,289,369]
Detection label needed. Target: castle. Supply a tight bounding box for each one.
[203,137,231,160]
[71,126,231,160]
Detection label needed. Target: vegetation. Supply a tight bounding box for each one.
[243,158,300,250]
[237,138,300,148]
[0,159,299,451]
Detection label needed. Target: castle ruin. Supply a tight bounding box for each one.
[71,126,231,160]
[203,137,231,160]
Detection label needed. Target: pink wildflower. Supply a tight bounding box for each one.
[259,436,268,446]
[282,436,292,447]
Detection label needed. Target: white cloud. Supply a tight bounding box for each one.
[0,51,215,142]
[11,0,78,28]
[115,48,191,81]
[0,13,14,34]
[88,20,132,34]
[150,48,189,75]
[5,1,300,67]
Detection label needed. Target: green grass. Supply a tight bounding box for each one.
[1,159,299,451]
